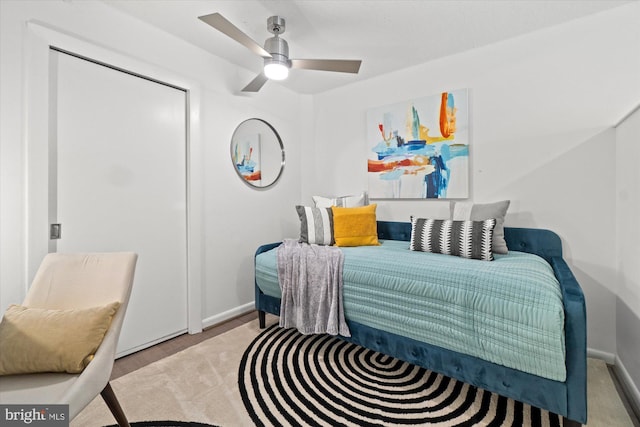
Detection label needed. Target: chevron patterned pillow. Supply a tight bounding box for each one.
[410,217,497,261]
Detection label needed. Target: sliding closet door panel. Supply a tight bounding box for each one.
[53,50,188,355]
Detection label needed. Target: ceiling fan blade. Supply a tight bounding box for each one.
[290,59,362,74]
[198,13,272,59]
[242,73,269,92]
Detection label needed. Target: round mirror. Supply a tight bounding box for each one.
[230,118,285,189]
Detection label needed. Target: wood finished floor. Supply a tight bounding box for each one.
[112,311,640,426]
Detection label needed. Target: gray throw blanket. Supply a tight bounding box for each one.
[277,239,350,336]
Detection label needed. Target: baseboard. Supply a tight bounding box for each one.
[116,328,186,359]
[587,347,616,364]
[201,301,255,329]
[613,356,640,420]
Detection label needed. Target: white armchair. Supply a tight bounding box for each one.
[0,252,138,426]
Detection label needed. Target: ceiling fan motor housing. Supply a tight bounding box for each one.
[264,35,290,68]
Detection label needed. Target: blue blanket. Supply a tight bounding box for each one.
[255,239,566,381]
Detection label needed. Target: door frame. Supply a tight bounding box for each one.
[25,21,203,334]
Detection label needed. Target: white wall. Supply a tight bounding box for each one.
[0,0,304,323]
[615,106,640,406]
[308,3,640,356]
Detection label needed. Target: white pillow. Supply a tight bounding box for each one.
[313,191,369,208]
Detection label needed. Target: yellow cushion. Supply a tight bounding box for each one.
[331,204,380,247]
[0,302,120,375]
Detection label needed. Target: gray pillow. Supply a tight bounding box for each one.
[450,200,510,254]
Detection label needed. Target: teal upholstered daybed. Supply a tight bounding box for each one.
[254,221,587,425]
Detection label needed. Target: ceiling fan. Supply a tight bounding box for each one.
[198,13,362,92]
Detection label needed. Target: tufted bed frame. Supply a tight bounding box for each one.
[254,221,587,425]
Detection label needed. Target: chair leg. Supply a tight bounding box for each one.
[101,382,131,427]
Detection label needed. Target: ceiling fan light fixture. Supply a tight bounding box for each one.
[264,58,289,80]
[263,35,290,80]
[264,63,289,80]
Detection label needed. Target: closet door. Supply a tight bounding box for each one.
[51,50,188,355]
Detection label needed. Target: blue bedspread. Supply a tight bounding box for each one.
[255,239,566,381]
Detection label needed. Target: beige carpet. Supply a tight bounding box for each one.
[73,315,634,427]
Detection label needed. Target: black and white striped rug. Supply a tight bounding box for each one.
[238,325,562,426]
[104,422,217,427]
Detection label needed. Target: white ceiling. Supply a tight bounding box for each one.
[103,0,631,95]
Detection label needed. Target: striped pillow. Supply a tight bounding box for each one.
[410,217,496,261]
[296,206,334,245]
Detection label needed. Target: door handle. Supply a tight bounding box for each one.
[50,223,62,240]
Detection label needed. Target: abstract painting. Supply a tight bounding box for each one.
[366,89,469,199]
[232,134,262,185]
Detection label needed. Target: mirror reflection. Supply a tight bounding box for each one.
[231,118,285,189]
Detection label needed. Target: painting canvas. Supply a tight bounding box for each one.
[366,89,469,199]
[233,134,262,185]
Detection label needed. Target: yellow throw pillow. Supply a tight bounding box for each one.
[0,302,120,375]
[331,204,380,247]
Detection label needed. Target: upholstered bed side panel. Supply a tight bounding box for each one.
[551,256,588,423]
[344,319,568,417]
[503,227,563,262]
